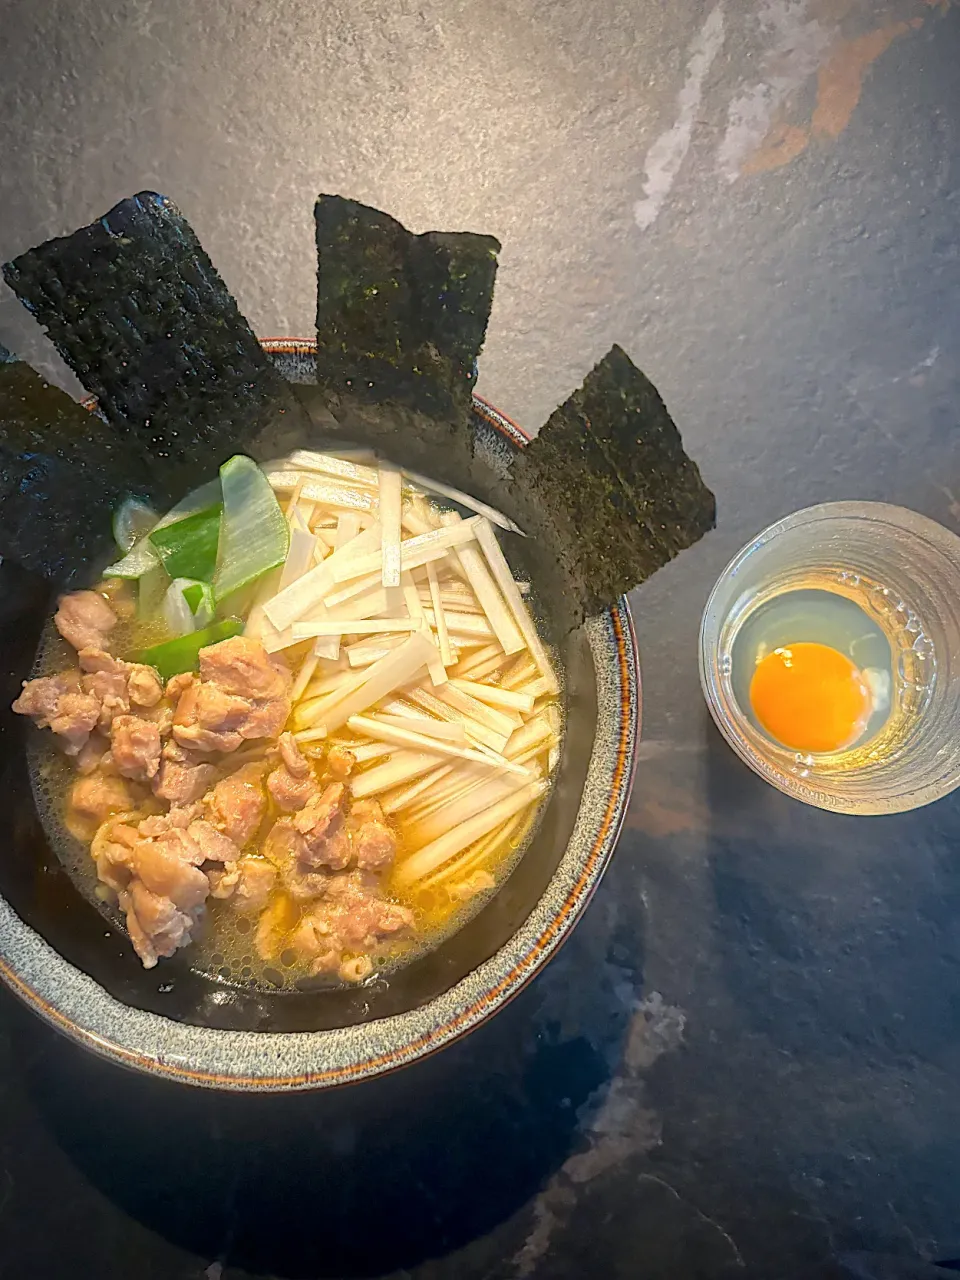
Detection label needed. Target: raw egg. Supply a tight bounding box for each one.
[749,642,872,754]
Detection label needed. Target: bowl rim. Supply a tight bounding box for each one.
[0,339,641,1090]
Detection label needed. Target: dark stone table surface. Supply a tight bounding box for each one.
[1,1,959,1277]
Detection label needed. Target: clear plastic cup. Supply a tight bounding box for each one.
[699,502,960,814]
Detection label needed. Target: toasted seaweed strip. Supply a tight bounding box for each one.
[3,192,308,501]
[509,345,715,616]
[314,196,499,435]
[0,348,147,584]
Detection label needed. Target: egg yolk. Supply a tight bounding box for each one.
[749,642,871,754]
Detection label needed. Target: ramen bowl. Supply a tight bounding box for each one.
[0,341,640,1091]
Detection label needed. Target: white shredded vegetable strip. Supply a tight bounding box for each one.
[405,689,509,755]
[379,464,402,588]
[306,632,436,732]
[267,473,377,513]
[345,641,407,668]
[350,751,446,799]
[419,814,524,891]
[285,449,379,488]
[347,741,395,764]
[346,715,530,776]
[333,518,480,584]
[262,522,381,631]
[426,561,455,668]
[380,764,456,815]
[403,767,490,825]
[500,656,538,690]
[293,726,328,743]
[473,518,559,694]
[372,714,466,744]
[404,773,528,848]
[504,716,553,760]
[323,570,382,608]
[451,643,503,678]
[292,618,421,640]
[451,678,535,714]
[401,469,525,536]
[402,570,446,686]
[334,511,363,552]
[431,682,519,738]
[457,651,511,683]
[394,781,547,887]
[441,513,524,655]
[291,650,322,702]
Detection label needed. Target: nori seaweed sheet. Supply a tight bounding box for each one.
[2,192,309,503]
[508,345,716,616]
[0,346,146,584]
[314,196,499,465]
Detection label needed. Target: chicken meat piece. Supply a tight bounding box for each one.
[134,840,210,913]
[119,880,195,969]
[346,798,385,828]
[199,635,291,703]
[109,715,162,782]
[153,740,219,805]
[137,803,203,837]
[12,670,101,756]
[165,672,195,702]
[267,762,317,812]
[75,732,110,776]
[278,732,310,777]
[289,913,340,975]
[173,637,291,753]
[354,821,398,871]
[209,856,277,909]
[78,648,163,730]
[66,771,145,840]
[204,762,267,846]
[172,681,252,753]
[54,591,116,653]
[337,892,414,949]
[207,863,240,899]
[291,783,349,869]
[141,700,175,736]
[290,871,413,958]
[325,746,356,780]
[234,857,277,910]
[262,819,334,900]
[90,816,140,893]
[187,819,238,864]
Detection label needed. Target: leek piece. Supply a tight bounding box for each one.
[162,578,216,636]
[149,505,222,581]
[137,563,170,620]
[104,479,222,579]
[137,618,243,681]
[213,455,289,603]
[112,498,157,553]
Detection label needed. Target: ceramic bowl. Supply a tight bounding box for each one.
[0,340,640,1090]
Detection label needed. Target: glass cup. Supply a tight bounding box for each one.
[699,502,960,814]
